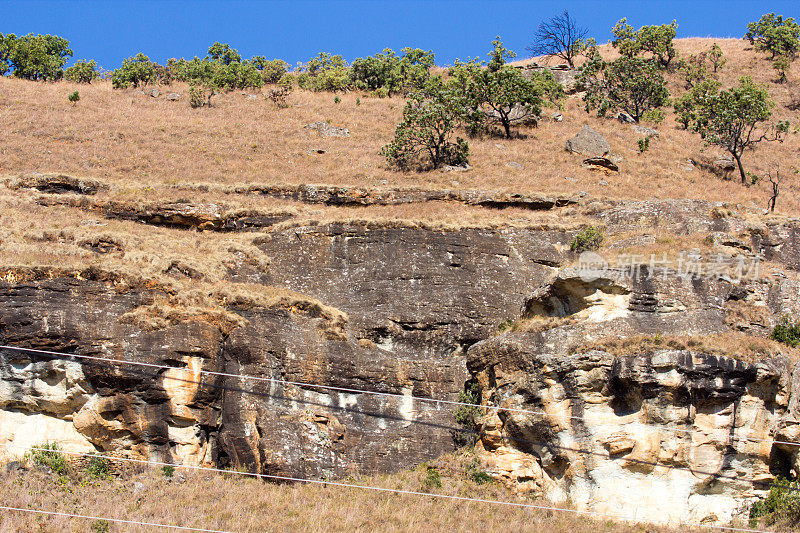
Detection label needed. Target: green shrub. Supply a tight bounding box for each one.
[27,442,68,476]
[771,319,800,347]
[68,90,79,105]
[334,95,341,104]
[422,465,442,491]
[611,18,678,68]
[0,33,73,80]
[570,226,604,252]
[166,49,263,91]
[637,137,650,153]
[64,59,99,83]
[581,55,669,123]
[750,478,800,527]
[162,465,175,478]
[250,56,288,84]
[351,48,402,93]
[112,53,156,88]
[452,382,481,448]
[298,52,353,92]
[465,457,493,485]
[85,456,112,480]
[642,108,665,124]
[189,85,207,108]
[381,77,469,171]
[91,520,110,533]
[677,53,710,89]
[498,318,515,332]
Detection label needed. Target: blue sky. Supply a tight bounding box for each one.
[1,1,798,69]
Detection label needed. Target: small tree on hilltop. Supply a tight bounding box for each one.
[450,38,563,138]
[581,56,669,123]
[381,77,469,171]
[686,77,789,185]
[64,59,99,83]
[206,42,241,65]
[745,13,800,60]
[112,53,156,88]
[3,33,73,81]
[526,10,590,68]
[612,18,678,69]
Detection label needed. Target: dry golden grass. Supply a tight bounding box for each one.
[574,331,800,364]
[0,453,702,533]
[0,38,797,215]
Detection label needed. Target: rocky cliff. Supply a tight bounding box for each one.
[1,188,799,526]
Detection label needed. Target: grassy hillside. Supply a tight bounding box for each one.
[0,38,797,214]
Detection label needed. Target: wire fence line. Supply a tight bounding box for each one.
[0,444,773,533]
[0,504,233,532]
[2,344,796,448]
[1,343,799,493]
[0,344,795,531]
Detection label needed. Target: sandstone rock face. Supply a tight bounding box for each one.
[1,201,799,526]
[566,126,610,156]
[467,342,792,524]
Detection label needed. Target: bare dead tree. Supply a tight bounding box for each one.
[526,10,589,68]
[767,167,781,212]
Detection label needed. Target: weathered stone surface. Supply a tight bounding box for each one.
[566,126,610,156]
[240,184,580,210]
[305,121,350,138]
[467,341,792,525]
[36,197,295,232]
[616,112,636,124]
[166,93,181,101]
[517,64,581,94]
[1,199,800,527]
[633,125,659,137]
[9,173,108,195]
[255,223,569,355]
[582,157,618,172]
[0,274,464,474]
[691,154,736,178]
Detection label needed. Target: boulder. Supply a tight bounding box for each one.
[517,65,581,94]
[166,93,181,101]
[443,163,471,172]
[485,104,537,126]
[148,88,160,98]
[616,112,636,124]
[582,156,619,172]
[633,125,659,137]
[305,121,350,138]
[691,154,737,178]
[566,126,610,156]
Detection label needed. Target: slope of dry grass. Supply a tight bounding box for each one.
[0,452,703,533]
[0,38,797,214]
